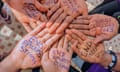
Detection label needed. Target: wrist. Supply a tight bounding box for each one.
[99,52,112,67]
[0,54,21,72]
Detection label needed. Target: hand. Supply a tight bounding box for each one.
[89,14,119,44]
[60,0,88,17]
[46,0,88,34]
[69,16,90,30]
[66,29,105,63]
[72,14,119,44]
[37,0,59,9]
[47,0,88,18]
[7,0,48,32]
[41,36,72,72]
[9,23,62,69]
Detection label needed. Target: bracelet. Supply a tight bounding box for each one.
[107,50,117,71]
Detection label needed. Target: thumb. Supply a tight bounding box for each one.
[34,0,48,12]
[41,52,49,62]
[93,35,106,44]
[71,41,79,54]
[82,11,88,16]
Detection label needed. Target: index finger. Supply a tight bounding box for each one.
[23,22,32,33]
[63,36,69,50]
[47,3,60,17]
[29,22,46,36]
[58,36,64,49]
[34,0,48,12]
[71,29,87,40]
[56,16,74,33]
[46,8,63,28]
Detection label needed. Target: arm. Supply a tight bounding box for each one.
[0,55,20,72]
[66,29,120,71]
[100,52,120,71]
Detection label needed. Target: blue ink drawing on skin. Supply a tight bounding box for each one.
[20,36,43,64]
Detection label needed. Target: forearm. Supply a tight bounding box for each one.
[100,52,120,71]
[0,55,20,72]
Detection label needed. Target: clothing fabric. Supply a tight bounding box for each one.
[118,0,120,3]
[88,64,110,72]
[89,0,120,16]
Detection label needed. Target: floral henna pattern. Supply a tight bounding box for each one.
[23,3,43,20]
[50,49,71,70]
[60,0,81,18]
[20,36,43,64]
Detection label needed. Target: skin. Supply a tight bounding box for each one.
[1,28,120,71]
[60,0,88,17]
[6,0,48,32]
[6,0,88,34]
[5,0,59,32]
[66,29,109,64]
[47,0,88,18]
[42,36,72,72]
[69,16,90,30]
[46,0,88,34]
[69,14,119,44]
[66,29,120,71]
[37,0,59,9]
[0,23,62,72]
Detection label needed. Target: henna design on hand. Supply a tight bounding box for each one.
[52,49,70,70]
[20,36,43,64]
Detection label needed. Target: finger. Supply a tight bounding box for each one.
[30,22,37,29]
[65,34,72,41]
[23,23,32,32]
[77,44,81,49]
[65,29,73,37]
[76,15,90,20]
[66,29,72,35]
[79,30,96,36]
[29,22,46,36]
[34,0,48,12]
[41,33,53,43]
[89,21,97,29]
[56,16,74,34]
[82,10,88,16]
[49,48,57,62]
[47,3,60,17]
[71,32,83,44]
[52,40,58,48]
[40,14,48,22]
[93,35,106,45]
[71,41,79,54]
[41,52,49,62]
[72,19,89,24]
[44,34,62,52]
[58,36,64,49]
[69,47,73,57]
[36,28,48,38]
[71,39,76,44]
[71,29,87,40]
[36,21,42,26]
[69,24,90,30]
[66,30,80,43]
[46,8,63,28]
[49,13,67,33]
[63,36,69,49]
[95,27,102,35]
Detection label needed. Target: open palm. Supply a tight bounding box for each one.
[6,0,48,32]
[42,36,72,72]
